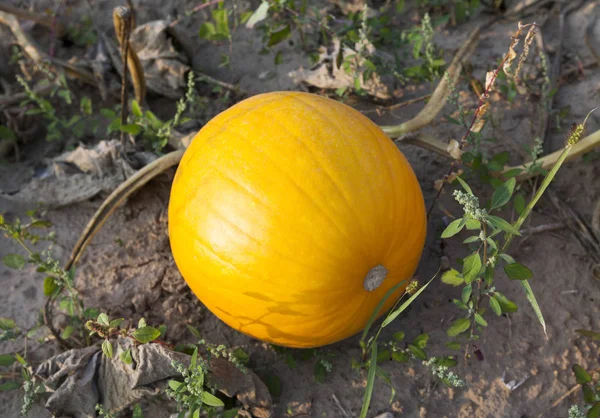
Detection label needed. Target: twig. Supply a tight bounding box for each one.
[0,10,96,86]
[0,83,53,107]
[169,0,224,28]
[535,382,580,418]
[362,94,432,115]
[332,394,351,418]
[380,23,482,137]
[0,3,66,36]
[115,7,131,147]
[196,73,239,92]
[520,222,564,235]
[502,127,600,180]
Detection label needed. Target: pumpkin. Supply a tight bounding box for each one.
[168,91,426,348]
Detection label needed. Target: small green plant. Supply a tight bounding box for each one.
[104,72,198,153]
[271,344,334,383]
[401,13,446,82]
[568,329,600,418]
[166,347,225,417]
[17,73,98,142]
[199,2,232,43]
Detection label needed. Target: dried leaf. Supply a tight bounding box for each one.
[446,139,463,160]
[503,47,517,76]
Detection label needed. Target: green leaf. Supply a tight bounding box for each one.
[447,318,471,337]
[246,1,269,28]
[359,344,378,418]
[441,218,464,238]
[413,333,429,349]
[168,380,182,391]
[186,324,202,338]
[120,348,133,365]
[14,353,26,365]
[572,364,592,384]
[453,299,468,310]
[462,252,482,284]
[455,176,473,195]
[445,342,462,350]
[314,361,327,383]
[190,347,198,369]
[493,293,518,313]
[0,318,16,330]
[109,318,124,328]
[0,381,19,391]
[408,344,427,360]
[30,220,51,228]
[391,350,409,362]
[392,331,404,342]
[132,326,161,344]
[0,354,15,367]
[232,347,249,365]
[381,276,435,327]
[43,277,58,297]
[504,263,533,280]
[120,124,142,135]
[465,219,481,230]
[490,178,516,210]
[499,253,515,264]
[474,313,488,327]
[131,100,142,118]
[360,279,410,342]
[61,325,75,339]
[80,96,92,115]
[489,297,502,316]
[97,313,110,326]
[583,383,595,403]
[262,373,282,398]
[102,339,113,358]
[575,329,600,341]
[0,125,16,141]
[513,193,526,215]
[268,25,291,46]
[519,280,547,337]
[3,254,25,270]
[588,402,600,418]
[199,22,217,39]
[462,284,472,304]
[441,269,464,286]
[201,391,224,407]
[132,403,143,418]
[487,215,521,236]
[463,236,480,244]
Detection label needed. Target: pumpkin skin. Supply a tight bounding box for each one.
[168,91,426,348]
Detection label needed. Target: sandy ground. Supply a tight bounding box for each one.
[1,0,600,417]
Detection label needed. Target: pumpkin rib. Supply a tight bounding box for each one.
[358,116,405,260]
[289,93,380,247]
[209,167,357,274]
[236,127,365,260]
[255,104,373,260]
[199,174,360,278]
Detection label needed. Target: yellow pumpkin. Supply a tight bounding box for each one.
[168,91,426,348]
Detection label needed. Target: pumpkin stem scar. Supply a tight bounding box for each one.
[363,264,388,291]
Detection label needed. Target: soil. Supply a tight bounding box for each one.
[1,1,600,418]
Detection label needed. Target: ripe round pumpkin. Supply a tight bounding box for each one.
[168,91,426,348]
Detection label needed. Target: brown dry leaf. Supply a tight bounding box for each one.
[0,140,135,208]
[503,46,517,77]
[288,37,390,100]
[446,139,463,160]
[209,357,273,418]
[485,71,496,92]
[471,102,489,133]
